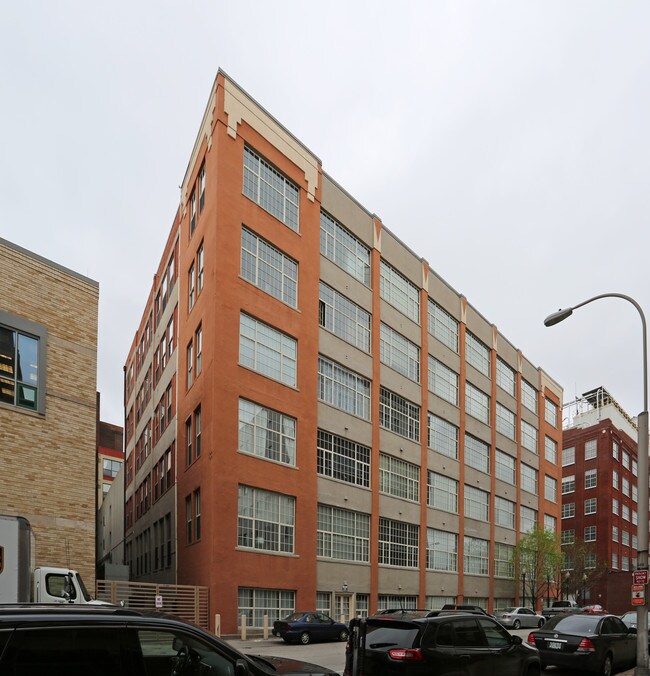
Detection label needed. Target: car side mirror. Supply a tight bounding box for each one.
[235,658,250,675]
[628,627,637,635]
[511,635,523,645]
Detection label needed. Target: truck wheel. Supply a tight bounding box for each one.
[300,632,311,645]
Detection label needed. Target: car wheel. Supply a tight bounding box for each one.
[538,618,545,628]
[282,637,290,644]
[513,619,521,629]
[600,653,613,676]
[300,632,311,645]
[339,629,349,641]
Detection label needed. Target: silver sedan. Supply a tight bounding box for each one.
[497,607,546,629]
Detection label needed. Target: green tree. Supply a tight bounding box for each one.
[513,525,562,611]
[560,539,606,605]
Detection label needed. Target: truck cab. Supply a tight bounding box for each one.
[32,568,93,604]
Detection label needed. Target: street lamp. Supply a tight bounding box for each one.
[521,568,526,608]
[544,293,649,676]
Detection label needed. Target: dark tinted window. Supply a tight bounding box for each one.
[433,621,454,646]
[547,615,600,634]
[365,624,419,649]
[0,627,122,676]
[452,618,485,647]
[478,618,510,647]
[137,629,234,676]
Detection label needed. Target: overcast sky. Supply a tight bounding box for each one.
[2,1,649,428]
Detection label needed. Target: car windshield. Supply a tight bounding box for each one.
[501,608,517,613]
[622,612,636,621]
[548,615,600,633]
[366,624,420,649]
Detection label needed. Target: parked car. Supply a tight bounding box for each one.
[527,612,636,676]
[541,599,582,619]
[440,603,492,616]
[498,607,546,629]
[344,612,540,675]
[621,610,638,630]
[582,605,608,615]
[272,611,349,644]
[0,604,339,675]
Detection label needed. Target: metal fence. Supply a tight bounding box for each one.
[96,580,209,631]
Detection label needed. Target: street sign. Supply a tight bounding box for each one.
[155,595,163,609]
[632,587,646,605]
[633,570,649,585]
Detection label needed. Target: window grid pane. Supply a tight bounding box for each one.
[318,355,371,419]
[317,430,370,487]
[465,332,490,377]
[319,282,371,352]
[427,300,458,352]
[380,260,419,323]
[378,517,419,568]
[428,414,459,459]
[427,472,459,513]
[380,453,420,501]
[238,398,296,465]
[464,536,489,575]
[465,434,489,473]
[241,228,298,306]
[428,356,458,405]
[320,210,370,285]
[243,146,299,231]
[237,485,295,553]
[379,387,420,441]
[426,528,458,571]
[239,314,297,387]
[465,382,489,424]
[496,358,516,396]
[317,504,370,562]
[380,323,420,382]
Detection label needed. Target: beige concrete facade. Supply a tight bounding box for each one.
[0,238,98,587]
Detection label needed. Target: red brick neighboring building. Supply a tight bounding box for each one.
[561,387,644,613]
[123,70,563,634]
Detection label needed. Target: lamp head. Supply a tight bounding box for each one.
[544,307,574,327]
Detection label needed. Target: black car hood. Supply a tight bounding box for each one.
[249,653,337,675]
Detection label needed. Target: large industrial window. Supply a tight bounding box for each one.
[379,453,420,502]
[243,146,299,231]
[317,430,370,488]
[239,314,297,387]
[426,528,457,571]
[320,210,371,285]
[428,356,458,405]
[378,517,419,568]
[318,355,370,419]
[241,227,298,307]
[317,504,370,562]
[237,485,295,554]
[427,299,458,352]
[319,282,371,352]
[380,323,419,382]
[379,260,419,323]
[238,398,296,466]
[379,387,420,441]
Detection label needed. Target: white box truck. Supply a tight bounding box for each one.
[0,514,105,604]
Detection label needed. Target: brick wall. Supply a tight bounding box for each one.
[0,238,99,588]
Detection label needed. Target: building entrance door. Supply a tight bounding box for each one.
[335,594,351,622]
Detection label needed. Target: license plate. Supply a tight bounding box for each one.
[548,641,563,650]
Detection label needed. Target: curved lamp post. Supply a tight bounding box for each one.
[544,293,648,676]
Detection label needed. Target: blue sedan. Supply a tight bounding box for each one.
[272,612,349,644]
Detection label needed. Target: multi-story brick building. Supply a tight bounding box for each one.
[123,70,563,633]
[0,237,99,587]
[97,405,123,509]
[561,387,644,612]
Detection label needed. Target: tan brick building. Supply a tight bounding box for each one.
[0,237,99,586]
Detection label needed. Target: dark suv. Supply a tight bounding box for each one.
[344,612,540,675]
[0,604,339,676]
